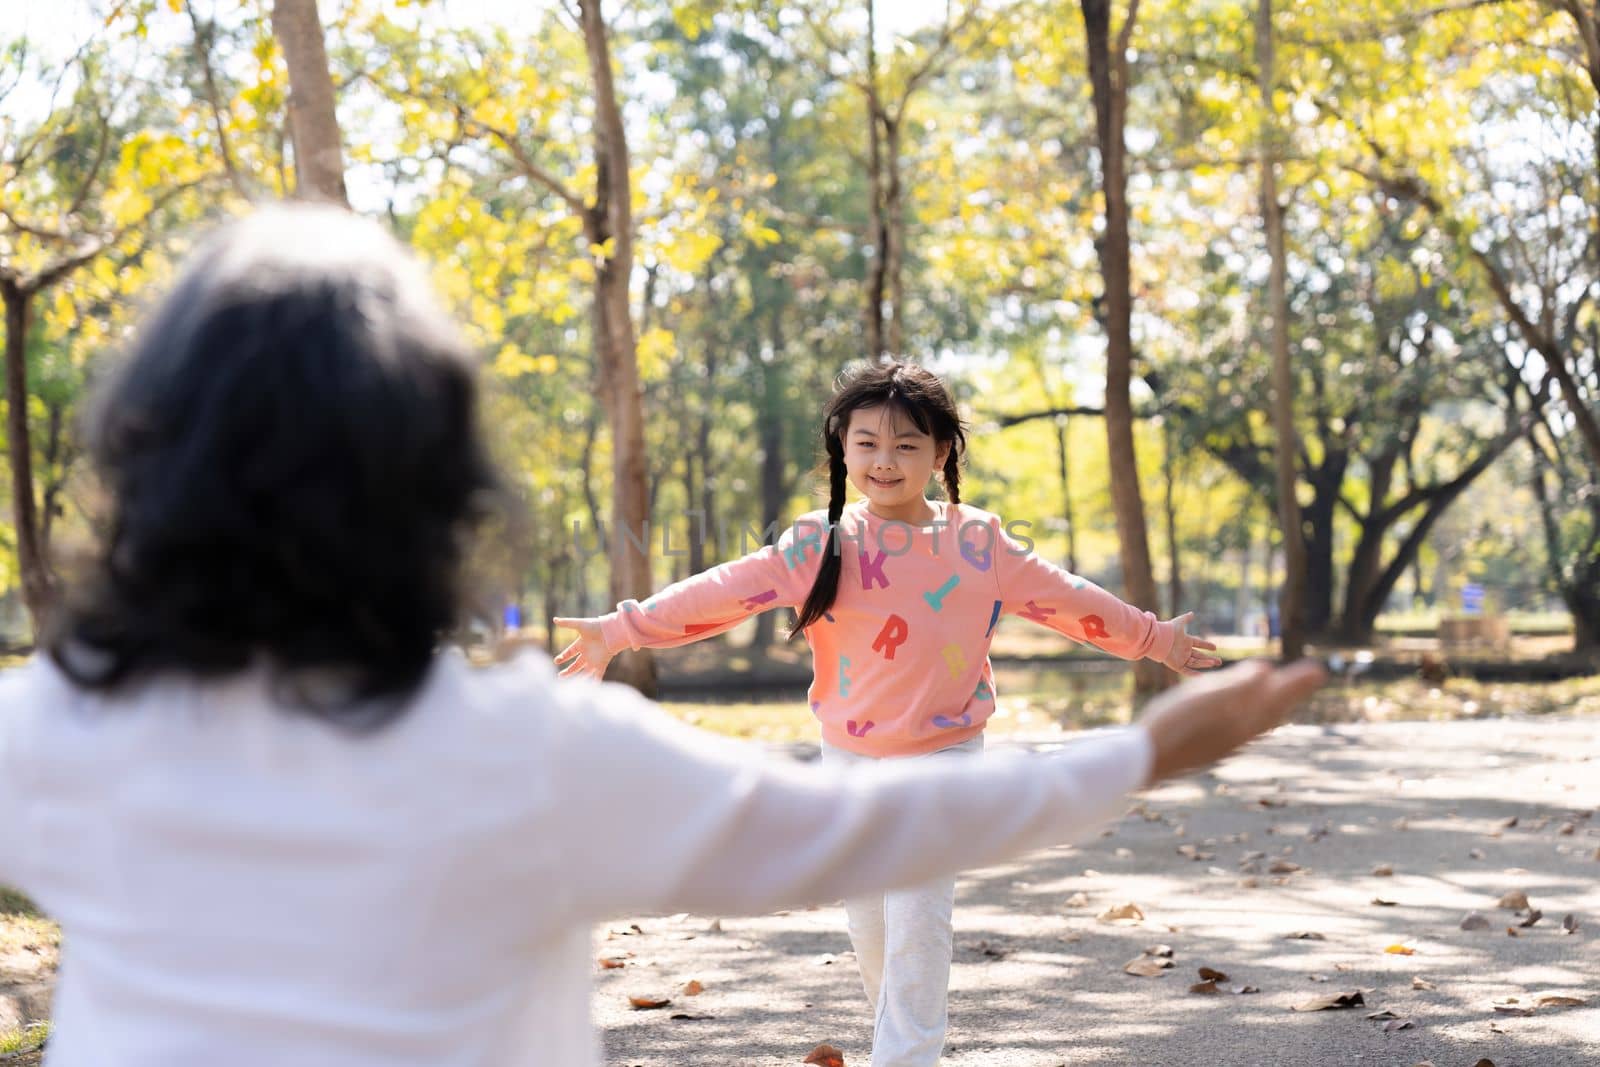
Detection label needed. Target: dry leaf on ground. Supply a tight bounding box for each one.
[1144,944,1174,958]
[1385,1019,1414,1031]
[1534,993,1588,1008]
[1367,1010,1400,1020]
[1232,984,1260,994]
[1412,976,1437,990]
[1385,944,1417,955]
[1461,912,1491,930]
[670,1012,714,1021]
[1492,999,1536,1016]
[629,996,672,1010]
[1269,860,1302,874]
[1497,890,1530,911]
[1283,931,1326,940]
[1373,863,1394,876]
[1372,897,1399,906]
[1198,966,1229,981]
[1292,990,1366,1012]
[1519,909,1543,928]
[1124,955,1175,977]
[1098,902,1146,924]
[1064,891,1090,908]
[682,980,704,996]
[1190,979,1221,994]
[1563,914,1581,934]
[598,956,630,970]
[803,1044,846,1067]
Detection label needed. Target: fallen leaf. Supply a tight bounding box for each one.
[1198,966,1229,981]
[1232,984,1260,994]
[1269,860,1302,874]
[1098,902,1146,924]
[1373,863,1395,876]
[1237,877,1260,889]
[1367,1009,1400,1020]
[1535,993,1587,1008]
[803,1043,846,1067]
[1384,944,1417,955]
[1498,816,1519,830]
[1412,976,1437,990]
[1283,931,1326,940]
[1190,979,1222,994]
[1497,890,1530,911]
[1292,990,1366,1012]
[1064,891,1090,908]
[707,919,723,933]
[1558,822,1576,836]
[669,1012,714,1021]
[1518,909,1543,928]
[1372,897,1399,907]
[1461,912,1491,930]
[1124,956,1175,977]
[598,957,628,970]
[1057,932,1083,944]
[1562,913,1580,935]
[1177,844,1215,861]
[1385,1019,1414,1032]
[1144,944,1175,958]
[1334,963,1355,972]
[629,996,672,1010]
[1492,1003,1535,1017]
[682,980,704,996]
[1473,1059,1498,1066]
[1506,927,1520,937]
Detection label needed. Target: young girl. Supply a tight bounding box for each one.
[0,206,1315,1067]
[555,361,1222,1066]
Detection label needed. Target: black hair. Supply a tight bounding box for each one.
[47,205,505,726]
[790,360,967,636]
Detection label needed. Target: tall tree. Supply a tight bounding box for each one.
[1,42,205,630]
[1078,0,1167,693]
[272,0,348,205]
[1255,0,1307,658]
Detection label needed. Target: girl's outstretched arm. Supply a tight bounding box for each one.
[545,657,1323,920]
[554,515,829,679]
[992,522,1221,675]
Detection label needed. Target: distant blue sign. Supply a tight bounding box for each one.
[504,601,523,629]
[1461,582,1484,615]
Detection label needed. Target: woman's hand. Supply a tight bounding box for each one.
[553,616,614,680]
[1137,658,1327,786]
[1161,611,1223,675]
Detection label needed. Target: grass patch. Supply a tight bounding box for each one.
[0,1021,49,1059]
[0,888,41,920]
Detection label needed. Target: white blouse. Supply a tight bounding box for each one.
[0,649,1149,1066]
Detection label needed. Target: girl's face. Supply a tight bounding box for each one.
[843,404,951,522]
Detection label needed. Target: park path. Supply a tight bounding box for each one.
[595,717,1600,1067]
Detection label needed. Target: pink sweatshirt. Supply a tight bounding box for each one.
[601,500,1181,757]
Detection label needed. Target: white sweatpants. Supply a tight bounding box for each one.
[821,734,983,1067]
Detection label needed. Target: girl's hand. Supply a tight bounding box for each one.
[553,616,614,680]
[1161,611,1222,675]
[1138,658,1326,785]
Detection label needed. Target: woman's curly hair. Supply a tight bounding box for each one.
[47,206,505,725]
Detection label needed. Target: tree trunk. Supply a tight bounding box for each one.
[752,307,788,649]
[272,0,348,206]
[883,115,905,358]
[1,281,53,630]
[1162,418,1182,617]
[1079,0,1166,694]
[1056,416,1079,572]
[863,0,888,360]
[697,342,719,571]
[1257,0,1307,660]
[581,0,655,696]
